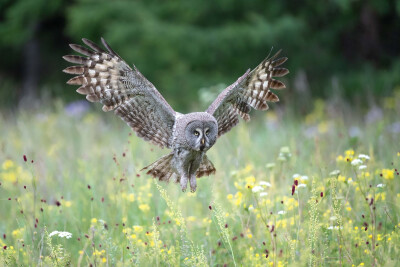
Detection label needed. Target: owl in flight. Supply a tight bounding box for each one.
[63,38,288,192]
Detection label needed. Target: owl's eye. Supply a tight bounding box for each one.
[194,130,200,136]
[205,129,209,136]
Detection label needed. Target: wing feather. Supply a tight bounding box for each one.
[63,38,176,148]
[206,50,288,137]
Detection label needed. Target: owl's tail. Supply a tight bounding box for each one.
[141,153,175,182]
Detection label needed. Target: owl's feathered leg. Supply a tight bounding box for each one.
[180,176,189,192]
[189,175,197,193]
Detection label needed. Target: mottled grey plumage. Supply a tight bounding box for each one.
[63,38,289,192]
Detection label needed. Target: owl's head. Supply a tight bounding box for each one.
[184,114,217,152]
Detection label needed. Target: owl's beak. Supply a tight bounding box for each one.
[200,138,205,151]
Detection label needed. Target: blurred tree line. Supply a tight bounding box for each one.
[0,0,399,112]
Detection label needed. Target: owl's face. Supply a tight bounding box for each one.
[185,120,217,151]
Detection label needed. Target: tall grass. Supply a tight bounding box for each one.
[0,93,399,266]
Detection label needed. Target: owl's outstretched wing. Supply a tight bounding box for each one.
[63,38,176,148]
[206,50,288,137]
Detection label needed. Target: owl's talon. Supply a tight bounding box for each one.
[180,176,188,192]
[189,176,197,193]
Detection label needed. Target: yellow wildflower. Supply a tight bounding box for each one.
[245,175,256,189]
[12,228,24,239]
[243,164,253,174]
[91,218,97,224]
[139,204,150,212]
[187,216,196,222]
[128,193,135,202]
[133,226,143,233]
[2,172,17,182]
[345,149,355,156]
[2,160,14,170]
[382,169,394,180]
[336,155,344,162]
[227,194,233,200]
[234,191,243,206]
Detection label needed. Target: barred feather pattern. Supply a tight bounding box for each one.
[243,50,288,110]
[141,153,175,182]
[196,155,216,178]
[206,50,288,137]
[63,38,176,148]
[215,105,240,137]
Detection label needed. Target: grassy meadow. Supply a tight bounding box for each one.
[1,93,400,266]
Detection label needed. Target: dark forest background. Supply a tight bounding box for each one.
[1,0,399,112]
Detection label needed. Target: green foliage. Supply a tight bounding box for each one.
[1,0,400,110]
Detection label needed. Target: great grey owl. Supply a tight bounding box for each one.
[63,38,288,192]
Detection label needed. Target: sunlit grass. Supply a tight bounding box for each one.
[0,94,400,266]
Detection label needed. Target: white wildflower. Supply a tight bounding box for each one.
[277,210,286,215]
[260,192,268,197]
[252,186,264,193]
[297,184,307,188]
[259,181,271,187]
[292,174,301,178]
[376,184,385,188]
[49,231,72,239]
[248,205,254,211]
[358,154,370,160]
[327,226,343,230]
[301,175,309,180]
[359,165,367,170]
[351,159,363,166]
[329,170,340,176]
[49,231,59,237]
[329,216,337,221]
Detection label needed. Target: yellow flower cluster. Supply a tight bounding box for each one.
[336,149,355,162]
[381,169,394,180]
[1,159,30,184]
